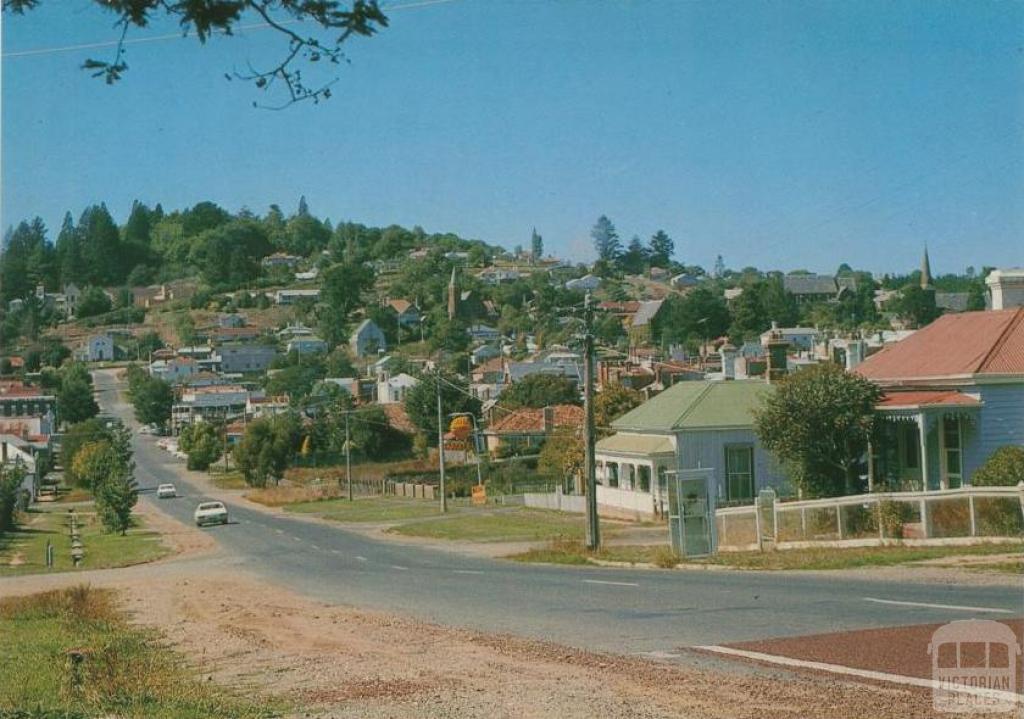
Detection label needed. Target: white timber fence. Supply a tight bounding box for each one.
[715,484,1024,553]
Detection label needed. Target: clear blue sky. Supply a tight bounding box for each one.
[3,0,1022,275]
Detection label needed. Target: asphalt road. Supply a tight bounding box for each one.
[95,371,1023,658]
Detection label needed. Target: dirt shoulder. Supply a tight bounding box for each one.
[16,567,934,719]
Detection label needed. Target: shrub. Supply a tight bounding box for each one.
[972,446,1024,487]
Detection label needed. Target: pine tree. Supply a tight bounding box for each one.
[96,471,138,535]
[591,215,621,262]
[714,254,726,278]
[297,195,310,216]
[649,230,674,268]
[530,228,543,262]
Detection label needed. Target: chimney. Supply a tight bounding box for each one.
[542,406,555,434]
[765,322,789,384]
[719,342,737,380]
[986,269,1024,310]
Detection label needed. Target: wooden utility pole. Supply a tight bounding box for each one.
[583,292,600,550]
[345,411,353,502]
[436,372,448,513]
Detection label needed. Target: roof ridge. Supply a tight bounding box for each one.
[673,381,716,427]
[977,307,1024,373]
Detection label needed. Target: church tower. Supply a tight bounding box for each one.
[920,246,933,290]
[447,267,459,320]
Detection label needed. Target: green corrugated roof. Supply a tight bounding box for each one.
[611,380,774,432]
[595,433,675,455]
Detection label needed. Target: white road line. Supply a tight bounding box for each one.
[582,579,639,587]
[863,597,1014,614]
[275,528,284,534]
[696,645,1022,705]
[310,544,320,551]
[292,536,302,542]
[637,650,682,660]
[355,556,368,562]
[453,569,485,575]
[330,549,342,555]
[391,565,409,571]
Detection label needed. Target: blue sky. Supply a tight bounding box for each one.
[3,0,1022,275]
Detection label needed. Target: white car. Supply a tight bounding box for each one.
[194,501,229,527]
[156,483,177,499]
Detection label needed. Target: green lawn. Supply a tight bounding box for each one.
[390,507,591,543]
[0,506,168,577]
[0,586,280,718]
[285,496,446,523]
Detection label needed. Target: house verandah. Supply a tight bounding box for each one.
[593,432,676,516]
[870,390,982,492]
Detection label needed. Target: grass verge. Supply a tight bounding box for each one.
[284,496,447,523]
[208,469,248,490]
[0,585,281,718]
[0,506,168,577]
[392,507,596,543]
[509,540,1023,571]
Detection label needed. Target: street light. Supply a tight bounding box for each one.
[448,411,483,487]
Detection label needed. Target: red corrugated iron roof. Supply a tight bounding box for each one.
[856,308,1024,381]
[877,390,981,410]
[487,405,584,434]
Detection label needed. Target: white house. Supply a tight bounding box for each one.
[565,274,601,292]
[377,373,419,404]
[758,325,820,353]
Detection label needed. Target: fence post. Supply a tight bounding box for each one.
[876,497,884,542]
[1018,482,1024,530]
[968,494,977,537]
[920,497,929,539]
[836,504,843,540]
[754,499,763,552]
[800,507,807,541]
[772,498,779,545]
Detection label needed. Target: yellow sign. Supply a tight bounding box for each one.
[471,484,487,506]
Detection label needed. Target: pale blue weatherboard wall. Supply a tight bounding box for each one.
[676,428,792,502]
[972,383,1024,475]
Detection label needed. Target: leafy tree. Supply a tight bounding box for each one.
[0,464,26,532]
[658,287,730,346]
[499,374,580,410]
[319,261,375,346]
[595,383,642,431]
[754,363,881,497]
[967,283,987,311]
[175,313,196,345]
[189,219,271,288]
[591,215,621,262]
[95,470,138,535]
[178,423,223,471]
[403,372,480,446]
[620,235,648,275]
[58,366,99,425]
[971,446,1024,487]
[0,218,51,302]
[130,375,173,429]
[5,1,390,107]
[71,440,119,491]
[76,287,113,318]
[233,413,303,487]
[538,431,584,484]
[892,285,940,328]
[61,419,112,486]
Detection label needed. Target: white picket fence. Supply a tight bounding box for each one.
[716,484,1024,552]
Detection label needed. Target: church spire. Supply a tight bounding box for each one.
[920,246,933,289]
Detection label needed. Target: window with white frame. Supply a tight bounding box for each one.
[942,416,962,488]
[725,445,754,502]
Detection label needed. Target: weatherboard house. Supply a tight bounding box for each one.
[595,379,789,515]
[856,307,1024,490]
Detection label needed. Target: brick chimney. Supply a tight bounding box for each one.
[765,322,789,384]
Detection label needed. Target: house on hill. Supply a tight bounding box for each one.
[855,307,1024,490]
[482,404,583,454]
[386,299,421,328]
[350,320,387,357]
[783,274,855,302]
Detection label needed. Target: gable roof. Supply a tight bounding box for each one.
[855,308,1024,381]
[487,405,583,434]
[631,300,664,327]
[611,380,773,432]
[783,274,838,296]
[877,390,982,410]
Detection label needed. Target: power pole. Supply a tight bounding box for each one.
[436,372,448,513]
[583,292,600,550]
[345,411,353,502]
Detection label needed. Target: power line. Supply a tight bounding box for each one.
[2,0,463,59]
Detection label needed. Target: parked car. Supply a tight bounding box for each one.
[156,483,177,499]
[194,501,229,527]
